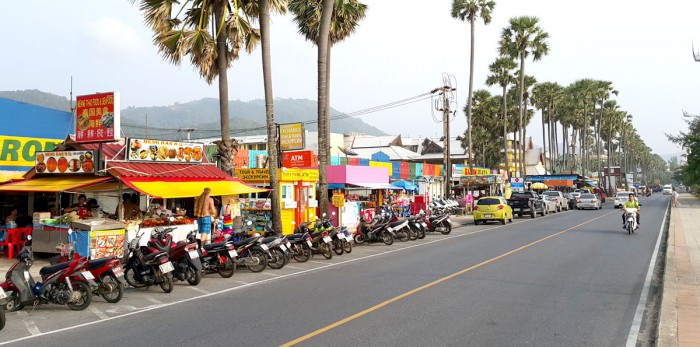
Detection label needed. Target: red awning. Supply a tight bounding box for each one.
[107,162,228,179]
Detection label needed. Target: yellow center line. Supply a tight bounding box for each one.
[280,210,616,347]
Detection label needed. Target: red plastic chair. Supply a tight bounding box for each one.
[20,227,32,242]
[0,228,22,259]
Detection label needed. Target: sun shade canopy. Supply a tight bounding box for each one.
[120,177,269,199]
[0,176,112,192]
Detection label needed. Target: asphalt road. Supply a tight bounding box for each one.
[1,195,670,347]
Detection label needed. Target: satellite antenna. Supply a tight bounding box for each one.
[694,42,700,62]
[338,146,358,156]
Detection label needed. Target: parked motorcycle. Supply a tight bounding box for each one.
[149,228,203,285]
[231,229,269,273]
[52,242,125,303]
[123,228,175,293]
[422,211,452,235]
[193,229,237,278]
[1,237,93,311]
[0,287,5,330]
[354,213,395,245]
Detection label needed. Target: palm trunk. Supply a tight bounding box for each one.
[317,0,334,216]
[607,120,613,193]
[582,102,587,176]
[518,55,526,177]
[502,85,509,178]
[541,107,547,173]
[596,99,603,189]
[215,6,233,175]
[259,0,281,235]
[466,20,476,173]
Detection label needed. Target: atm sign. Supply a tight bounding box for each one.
[282,150,314,168]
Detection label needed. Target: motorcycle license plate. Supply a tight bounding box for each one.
[421,223,427,228]
[188,250,199,259]
[0,287,7,300]
[113,267,124,277]
[228,249,238,258]
[260,244,269,251]
[159,262,175,274]
[323,236,332,243]
[306,240,313,247]
[279,244,287,252]
[484,214,492,218]
[81,271,95,280]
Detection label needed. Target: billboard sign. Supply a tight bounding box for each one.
[278,123,305,151]
[127,138,204,163]
[75,92,120,143]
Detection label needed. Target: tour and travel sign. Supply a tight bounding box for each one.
[75,92,120,143]
[35,150,95,174]
[235,168,270,182]
[128,138,204,163]
[278,123,305,151]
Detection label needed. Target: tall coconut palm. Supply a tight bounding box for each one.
[290,0,367,215]
[451,0,496,174]
[485,57,517,177]
[136,0,261,175]
[592,81,617,187]
[253,0,287,234]
[532,82,562,173]
[512,73,536,174]
[499,16,549,177]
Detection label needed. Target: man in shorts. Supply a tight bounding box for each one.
[194,187,216,244]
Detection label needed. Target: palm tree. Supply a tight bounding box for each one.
[255,0,287,234]
[499,16,549,177]
[485,57,517,177]
[532,82,562,173]
[290,0,367,215]
[513,73,536,174]
[451,0,496,174]
[137,0,260,175]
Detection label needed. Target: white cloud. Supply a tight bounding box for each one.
[85,17,143,55]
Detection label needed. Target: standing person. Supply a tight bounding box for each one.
[672,188,681,207]
[194,187,216,244]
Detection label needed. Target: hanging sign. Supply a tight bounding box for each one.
[127,138,204,163]
[75,92,120,143]
[278,123,305,151]
[235,168,270,182]
[332,193,345,208]
[282,150,314,168]
[35,150,95,174]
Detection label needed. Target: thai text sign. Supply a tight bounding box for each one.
[282,150,314,168]
[128,138,204,163]
[280,169,319,182]
[0,136,62,169]
[75,92,120,143]
[278,123,304,151]
[235,168,270,182]
[35,150,95,174]
[332,193,345,208]
[463,167,491,176]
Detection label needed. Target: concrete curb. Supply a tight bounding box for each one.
[657,204,678,346]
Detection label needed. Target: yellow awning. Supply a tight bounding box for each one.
[121,177,268,199]
[0,176,112,192]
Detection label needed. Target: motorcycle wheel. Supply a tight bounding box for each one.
[628,223,632,235]
[396,230,409,242]
[217,256,236,278]
[343,240,352,253]
[417,228,426,239]
[283,249,292,265]
[293,243,312,263]
[124,267,147,288]
[408,228,418,241]
[440,222,452,235]
[247,249,268,273]
[332,239,344,255]
[0,307,5,331]
[267,247,286,270]
[159,273,174,293]
[100,273,124,303]
[66,281,92,311]
[5,290,24,312]
[320,243,333,259]
[353,234,366,244]
[186,264,202,285]
[383,232,394,245]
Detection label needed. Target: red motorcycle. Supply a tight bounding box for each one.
[52,243,125,303]
[1,237,93,311]
[148,228,203,286]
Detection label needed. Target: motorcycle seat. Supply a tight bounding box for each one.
[428,216,443,222]
[87,257,114,270]
[233,237,257,247]
[143,251,164,262]
[39,261,71,276]
[149,240,171,254]
[286,233,305,241]
[262,236,277,244]
[203,241,227,251]
[389,221,404,228]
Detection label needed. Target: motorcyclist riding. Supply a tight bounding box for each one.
[622,193,640,228]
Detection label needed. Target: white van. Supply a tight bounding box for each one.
[663,185,673,195]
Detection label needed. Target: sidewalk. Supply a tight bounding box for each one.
[658,193,700,346]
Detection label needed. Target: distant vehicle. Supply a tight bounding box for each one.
[578,193,602,210]
[614,192,630,208]
[473,197,513,225]
[541,191,568,211]
[507,191,546,218]
[662,184,673,195]
[542,196,558,214]
[562,193,577,210]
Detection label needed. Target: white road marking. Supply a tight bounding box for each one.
[187,286,210,295]
[0,217,543,345]
[284,265,304,270]
[309,260,329,265]
[231,280,250,285]
[626,199,670,347]
[258,271,280,277]
[88,306,109,320]
[16,311,41,335]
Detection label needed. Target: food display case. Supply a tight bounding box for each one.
[70,219,127,259]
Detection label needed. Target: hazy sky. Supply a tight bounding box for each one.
[3,0,700,156]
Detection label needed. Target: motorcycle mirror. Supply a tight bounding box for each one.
[247,221,253,226]
[332,212,336,216]
[322,213,327,217]
[27,235,32,241]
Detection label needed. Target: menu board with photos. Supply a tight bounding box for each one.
[35,151,95,174]
[75,92,120,143]
[127,138,204,163]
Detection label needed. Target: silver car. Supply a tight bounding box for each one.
[578,193,602,210]
[542,196,558,213]
[542,191,567,211]
[614,192,629,208]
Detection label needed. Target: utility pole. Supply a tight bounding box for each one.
[432,84,456,199]
[178,128,197,141]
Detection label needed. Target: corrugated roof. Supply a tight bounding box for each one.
[107,162,228,179]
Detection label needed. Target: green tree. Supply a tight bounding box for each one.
[532,82,563,173]
[485,57,517,176]
[499,16,549,177]
[289,0,367,215]
[136,0,261,175]
[451,0,496,174]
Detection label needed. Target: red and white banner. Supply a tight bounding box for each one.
[282,150,314,168]
[75,92,120,143]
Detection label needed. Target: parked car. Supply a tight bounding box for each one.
[662,184,673,195]
[541,191,567,211]
[578,193,602,210]
[507,191,547,218]
[473,196,513,225]
[614,192,630,208]
[542,196,558,214]
[562,193,577,210]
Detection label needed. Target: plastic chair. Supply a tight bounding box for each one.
[0,228,22,259]
[0,227,7,251]
[20,227,32,242]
